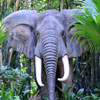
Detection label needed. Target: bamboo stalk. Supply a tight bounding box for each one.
[91,53,95,87]
[15,0,20,11]
[0,46,2,66]
[95,52,99,84]
[60,0,64,11]
[8,48,13,66]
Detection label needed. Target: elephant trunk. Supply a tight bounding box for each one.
[42,33,58,100]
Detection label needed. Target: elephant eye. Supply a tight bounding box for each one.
[61,31,65,38]
[69,25,75,31]
[36,31,40,39]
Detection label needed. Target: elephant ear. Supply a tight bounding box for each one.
[61,9,85,58]
[2,10,38,58]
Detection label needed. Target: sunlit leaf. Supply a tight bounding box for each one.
[0,25,8,44]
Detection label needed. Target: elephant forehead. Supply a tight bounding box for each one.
[36,15,64,32]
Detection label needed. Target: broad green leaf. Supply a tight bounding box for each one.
[14,96,20,100]
[91,93,99,100]
[1,85,5,100]
[80,96,92,100]
[23,89,30,96]
[76,88,84,97]
[73,6,100,52]
[0,25,8,44]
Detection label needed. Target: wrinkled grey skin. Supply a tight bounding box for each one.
[2,9,85,100]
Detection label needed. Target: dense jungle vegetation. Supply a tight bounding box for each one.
[0,0,100,100]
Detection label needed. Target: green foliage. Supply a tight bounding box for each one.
[68,0,83,9]
[32,0,60,12]
[61,83,72,100]
[60,83,100,100]
[44,83,100,100]
[82,0,96,14]
[0,66,34,100]
[0,31,7,44]
[0,23,8,45]
[73,0,100,52]
[0,83,20,100]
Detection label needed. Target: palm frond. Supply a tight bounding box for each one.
[73,3,100,52]
[0,25,8,44]
[92,0,100,13]
[82,0,97,15]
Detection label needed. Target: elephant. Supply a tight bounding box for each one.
[1,9,85,100]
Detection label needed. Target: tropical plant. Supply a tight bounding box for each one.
[44,83,100,100]
[73,0,100,52]
[0,66,37,100]
[0,22,8,44]
[0,83,20,100]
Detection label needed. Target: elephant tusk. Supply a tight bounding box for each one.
[35,56,44,87]
[58,55,70,81]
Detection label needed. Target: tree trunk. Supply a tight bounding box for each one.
[60,0,64,11]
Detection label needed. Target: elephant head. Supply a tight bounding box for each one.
[2,9,84,100]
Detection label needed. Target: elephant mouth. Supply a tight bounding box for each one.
[35,55,70,87]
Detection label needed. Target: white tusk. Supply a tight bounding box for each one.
[58,55,70,81]
[35,56,44,87]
